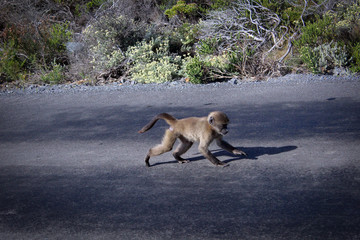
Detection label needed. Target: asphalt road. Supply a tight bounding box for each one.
[0,76,360,239]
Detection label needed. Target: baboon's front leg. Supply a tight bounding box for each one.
[199,142,227,166]
[216,138,247,156]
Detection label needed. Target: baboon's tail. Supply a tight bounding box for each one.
[138,113,177,133]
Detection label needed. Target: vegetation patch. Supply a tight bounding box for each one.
[1,0,359,87]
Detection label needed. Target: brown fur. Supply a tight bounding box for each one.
[138,111,246,167]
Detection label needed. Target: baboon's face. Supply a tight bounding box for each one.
[208,112,229,136]
[219,123,229,135]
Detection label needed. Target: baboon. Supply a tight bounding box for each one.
[138,111,246,167]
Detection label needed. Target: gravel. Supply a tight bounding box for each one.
[1,74,359,95]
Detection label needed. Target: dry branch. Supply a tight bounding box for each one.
[198,0,285,53]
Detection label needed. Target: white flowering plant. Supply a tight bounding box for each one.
[126,38,182,83]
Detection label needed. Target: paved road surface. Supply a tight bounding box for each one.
[0,77,359,239]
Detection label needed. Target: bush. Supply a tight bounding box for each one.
[0,20,72,82]
[300,42,351,74]
[209,0,233,10]
[334,2,360,72]
[168,23,199,55]
[47,22,72,56]
[350,42,360,72]
[0,40,26,82]
[83,15,146,72]
[199,0,282,51]
[182,53,235,83]
[126,38,182,83]
[196,0,284,78]
[165,0,199,19]
[334,1,360,42]
[258,0,308,28]
[86,0,106,11]
[182,56,205,84]
[294,15,335,48]
[40,60,65,84]
[197,37,220,55]
[295,2,360,73]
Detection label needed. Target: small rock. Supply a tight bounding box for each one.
[229,78,239,84]
[333,67,350,76]
[66,42,84,54]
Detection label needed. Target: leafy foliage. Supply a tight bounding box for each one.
[294,15,335,48]
[197,37,220,55]
[0,39,26,83]
[1,0,359,86]
[168,23,199,54]
[126,38,182,83]
[182,56,206,84]
[86,0,106,10]
[83,15,145,72]
[182,53,237,83]
[295,1,360,73]
[0,19,72,83]
[350,42,360,72]
[300,43,350,74]
[41,60,65,84]
[165,0,199,19]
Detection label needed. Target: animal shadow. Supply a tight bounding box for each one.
[220,145,298,163]
[186,145,297,164]
[151,145,297,166]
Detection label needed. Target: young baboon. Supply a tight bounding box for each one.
[138,111,246,167]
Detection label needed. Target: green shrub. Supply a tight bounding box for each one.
[47,22,72,52]
[299,46,321,74]
[227,49,244,73]
[210,0,233,10]
[334,2,360,37]
[295,2,360,73]
[182,56,205,84]
[333,2,360,72]
[46,22,72,63]
[165,0,199,19]
[0,40,26,82]
[126,38,182,83]
[0,20,72,82]
[223,44,261,77]
[182,53,240,83]
[130,58,180,83]
[86,0,106,10]
[197,37,220,55]
[294,15,335,48]
[169,23,199,54]
[41,60,65,84]
[83,15,146,72]
[258,0,304,28]
[350,42,360,72]
[204,54,231,69]
[300,42,351,74]
[13,21,72,66]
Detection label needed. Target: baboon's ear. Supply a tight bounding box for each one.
[209,116,214,125]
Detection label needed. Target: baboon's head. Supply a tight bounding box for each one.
[208,111,229,135]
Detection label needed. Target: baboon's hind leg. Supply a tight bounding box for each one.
[145,129,177,167]
[173,136,193,164]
